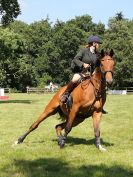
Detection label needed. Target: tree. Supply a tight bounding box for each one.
[67,15,94,32]
[103,14,133,88]
[48,22,86,85]
[115,12,124,21]
[0,0,20,26]
[0,26,36,91]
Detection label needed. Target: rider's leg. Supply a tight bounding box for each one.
[60,73,81,103]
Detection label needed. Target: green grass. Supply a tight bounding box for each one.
[0,93,133,177]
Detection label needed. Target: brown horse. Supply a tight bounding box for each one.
[15,49,115,151]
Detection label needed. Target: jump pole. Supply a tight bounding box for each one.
[0,88,9,100]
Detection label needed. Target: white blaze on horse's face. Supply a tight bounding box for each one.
[100,54,115,85]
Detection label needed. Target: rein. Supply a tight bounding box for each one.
[90,76,102,99]
[83,69,106,114]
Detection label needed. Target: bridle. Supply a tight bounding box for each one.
[100,58,114,77]
[101,70,114,78]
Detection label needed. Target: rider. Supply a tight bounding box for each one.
[60,35,102,103]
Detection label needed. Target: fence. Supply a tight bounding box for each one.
[126,87,133,94]
[26,87,45,94]
[2,87,133,94]
[26,85,59,94]
[3,88,11,93]
[107,87,133,95]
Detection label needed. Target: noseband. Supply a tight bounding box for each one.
[102,70,114,76]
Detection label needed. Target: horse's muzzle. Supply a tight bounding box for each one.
[106,79,113,86]
[105,71,113,86]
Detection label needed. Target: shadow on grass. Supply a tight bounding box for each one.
[4,158,133,177]
[52,136,114,147]
[67,137,114,147]
[0,100,33,104]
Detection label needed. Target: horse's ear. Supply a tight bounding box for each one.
[101,49,104,57]
[110,49,114,57]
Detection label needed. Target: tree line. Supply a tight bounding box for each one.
[0,1,133,91]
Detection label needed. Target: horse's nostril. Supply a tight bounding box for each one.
[106,79,113,85]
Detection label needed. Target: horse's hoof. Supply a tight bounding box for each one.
[60,143,65,149]
[98,145,107,152]
[14,140,19,145]
[58,140,65,149]
[57,136,66,149]
[12,140,19,147]
[13,138,23,145]
[14,140,22,145]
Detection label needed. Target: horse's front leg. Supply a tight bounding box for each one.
[92,111,106,151]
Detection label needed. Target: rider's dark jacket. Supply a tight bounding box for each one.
[71,47,100,73]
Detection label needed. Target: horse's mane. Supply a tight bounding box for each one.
[92,67,101,75]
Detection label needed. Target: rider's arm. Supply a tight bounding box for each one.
[73,49,90,69]
[73,49,84,68]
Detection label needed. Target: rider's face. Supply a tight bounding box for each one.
[93,42,100,50]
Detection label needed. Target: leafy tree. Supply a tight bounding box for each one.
[9,20,29,34]
[0,0,20,26]
[0,27,35,91]
[0,13,132,91]
[115,12,124,21]
[48,22,86,85]
[28,19,53,86]
[103,15,133,88]
[67,15,94,32]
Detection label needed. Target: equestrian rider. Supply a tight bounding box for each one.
[60,35,102,103]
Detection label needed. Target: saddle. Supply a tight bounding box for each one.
[66,76,91,109]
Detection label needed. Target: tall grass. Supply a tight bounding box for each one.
[0,93,133,177]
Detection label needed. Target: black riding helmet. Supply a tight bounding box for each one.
[88,35,102,44]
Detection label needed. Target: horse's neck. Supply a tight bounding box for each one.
[92,67,102,81]
[93,67,101,75]
[91,67,105,90]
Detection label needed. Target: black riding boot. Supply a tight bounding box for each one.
[60,81,76,103]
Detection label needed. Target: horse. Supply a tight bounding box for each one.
[44,84,59,92]
[15,49,115,151]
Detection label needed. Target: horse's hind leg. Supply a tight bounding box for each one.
[16,97,59,144]
[55,122,66,148]
[55,117,85,148]
[54,104,79,148]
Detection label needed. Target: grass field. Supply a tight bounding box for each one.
[0,93,133,177]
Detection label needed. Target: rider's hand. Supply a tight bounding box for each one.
[83,63,91,69]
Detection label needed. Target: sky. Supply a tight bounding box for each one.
[17,0,133,27]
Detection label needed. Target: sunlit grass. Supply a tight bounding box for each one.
[0,93,133,177]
